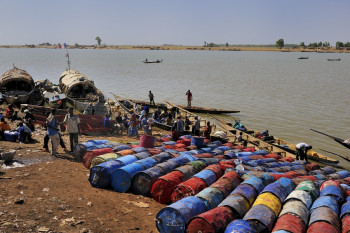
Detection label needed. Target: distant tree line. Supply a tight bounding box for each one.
[276,39,350,49]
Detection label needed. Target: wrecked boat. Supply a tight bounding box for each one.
[0,66,37,105]
[58,70,106,115]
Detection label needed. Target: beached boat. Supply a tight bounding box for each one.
[298,57,309,59]
[58,70,106,115]
[311,129,350,150]
[143,59,163,63]
[0,66,36,105]
[212,116,339,165]
[327,58,341,61]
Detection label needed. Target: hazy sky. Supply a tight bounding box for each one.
[1,0,349,46]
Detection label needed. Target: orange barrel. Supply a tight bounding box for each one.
[186,206,234,233]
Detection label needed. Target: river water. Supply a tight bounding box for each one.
[1,48,349,167]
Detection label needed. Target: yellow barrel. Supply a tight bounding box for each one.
[252,192,281,217]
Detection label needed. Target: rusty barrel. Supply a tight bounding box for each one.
[308,206,340,231]
[170,177,208,203]
[243,204,276,232]
[230,183,258,206]
[82,147,114,169]
[272,213,306,233]
[152,152,173,163]
[261,177,296,202]
[224,219,257,233]
[320,180,340,190]
[194,169,219,186]
[157,156,191,172]
[340,201,350,220]
[342,215,350,233]
[311,196,340,215]
[242,176,265,193]
[151,171,186,204]
[196,187,225,210]
[210,176,240,197]
[155,196,208,233]
[285,190,313,209]
[219,194,250,219]
[279,200,309,225]
[307,221,340,233]
[253,192,282,217]
[133,151,150,160]
[186,206,235,233]
[296,180,320,201]
[320,185,344,203]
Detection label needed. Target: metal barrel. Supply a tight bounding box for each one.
[110,163,145,192]
[222,171,242,187]
[272,213,306,233]
[131,166,168,196]
[296,181,320,201]
[170,177,208,203]
[261,172,276,186]
[253,192,282,217]
[151,171,185,204]
[224,219,258,233]
[156,156,190,172]
[243,204,276,232]
[230,183,258,206]
[135,157,158,170]
[279,200,309,225]
[89,153,120,168]
[189,160,209,172]
[88,160,124,188]
[236,152,253,157]
[320,185,344,203]
[133,151,150,160]
[205,164,224,179]
[314,174,326,181]
[82,147,115,169]
[224,151,236,159]
[155,196,208,233]
[242,176,265,193]
[311,196,340,215]
[308,206,340,231]
[320,180,340,191]
[336,170,350,179]
[196,187,225,210]
[132,146,148,153]
[285,190,313,210]
[342,215,350,233]
[197,158,221,166]
[307,221,340,233]
[219,194,251,218]
[116,155,139,166]
[261,178,296,202]
[175,164,201,180]
[179,153,198,162]
[321,166,337,175]
[327,173,343,180]
[211,177,239,197]
[201,147,213,153]
[152,152,173,163]
[186,206,235,233]
[341,201,350,220]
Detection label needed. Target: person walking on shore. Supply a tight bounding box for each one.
[63,107,81,152]
[149,91,155,105]
[46,109,60,157]
[186,90,192,108]
[296,142,312,162]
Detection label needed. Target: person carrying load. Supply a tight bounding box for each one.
[296,142,312,162]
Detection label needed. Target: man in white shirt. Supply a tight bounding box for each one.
[63,108,81,152]
[296,142,312,162]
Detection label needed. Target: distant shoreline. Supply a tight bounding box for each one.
[0,44,349,53]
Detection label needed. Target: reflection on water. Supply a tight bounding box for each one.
[0,48,349,168]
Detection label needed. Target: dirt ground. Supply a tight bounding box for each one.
[0,122,169,233]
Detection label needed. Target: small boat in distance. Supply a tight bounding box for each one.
[143,59,163,63]
[298,57,309,59]
[327,58,341,61]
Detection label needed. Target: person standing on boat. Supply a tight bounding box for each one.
[63,107,81,152]
[46,109,60,157]
[296,142,312,162]
[149,91,155,105]
[186,90,192,108]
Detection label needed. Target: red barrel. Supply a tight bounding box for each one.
[298,176,317,181]
[250,155,264,160]
[211,177,237,197]
[170,177,207,203]
[342,215,350,233]
[272,213,306,233]
[285,171,300,178]
[186,206,235,233]
[175,143,186,149]
[82,148,114,169]
[306,163,320,172]
[272,173,293,180]
[233,145,245,150]
[279,156,295,162]
[320,180,340,191]
[219,160,236,170]
[264,153,280,159]
[307,221,339,233]
[205,164,224,179]
[151,171,185,204]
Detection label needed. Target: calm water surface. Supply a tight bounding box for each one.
[0,48,349,167]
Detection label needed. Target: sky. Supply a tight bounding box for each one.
[1,0,349,46]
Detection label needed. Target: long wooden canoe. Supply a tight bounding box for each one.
[311,129,350,150]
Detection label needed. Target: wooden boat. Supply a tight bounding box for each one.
[58,70,107,115]
[298,57,309,59]
[327,58,341,61]
[311,129,350,150]
[212,116,339,165]
[143,59,163,63]
[0,66,35,105]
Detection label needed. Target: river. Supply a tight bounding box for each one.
[0,48,349,167]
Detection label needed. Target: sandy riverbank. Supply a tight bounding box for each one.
[1,44,349,53]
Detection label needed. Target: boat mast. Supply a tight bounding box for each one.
[64,44,71,71]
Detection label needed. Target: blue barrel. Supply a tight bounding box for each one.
[152,152,173,163]
[132,165,168,196]
[266,162,279,168]
[216,146,231,152]
[320,185,344,203]
[236,152,253,157]
[311,196,339,215]
[201,147,213,153]
[196,187,225,210]
[246,160,258,167]
[336,170,350,179]
[117,155,138,165]
[180,153,198,161]
[154,146,166,151]
[224,219,258,233]
[243,204,276,232]
[189,149,205,155]
[321,166,336,175]
[225,151,236,159]
[311,169,324,175]
[162,141,177,146]
[211,140,223,147]
[252,150,268,155]
[242,176,265,193]
[110,163,145,192]
[341,201,350,220]
[133,152,150,160]
[263,158,277,163]
[165,149,179,154]
[291,165,304,170]
[194,169,217,186]
[279,161,291,166]
[254,159,264,166]
[116,144,132,151]
[241,157,253,162]
[132,147,148,153]
[89,160,124,188]
[212,149,224,155]
[262,178,295,202]
[219,194,251,218]
[156,196,208,233]
[314,174,326,181]
[135,157,157,169]
[157,157,190,172]
[261,173,275,185]
[230,184,257,205]
[191,136,205,148]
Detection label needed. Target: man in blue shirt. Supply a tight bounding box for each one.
[46,109,60,157]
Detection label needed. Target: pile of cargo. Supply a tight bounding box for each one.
[75,134,350,232]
